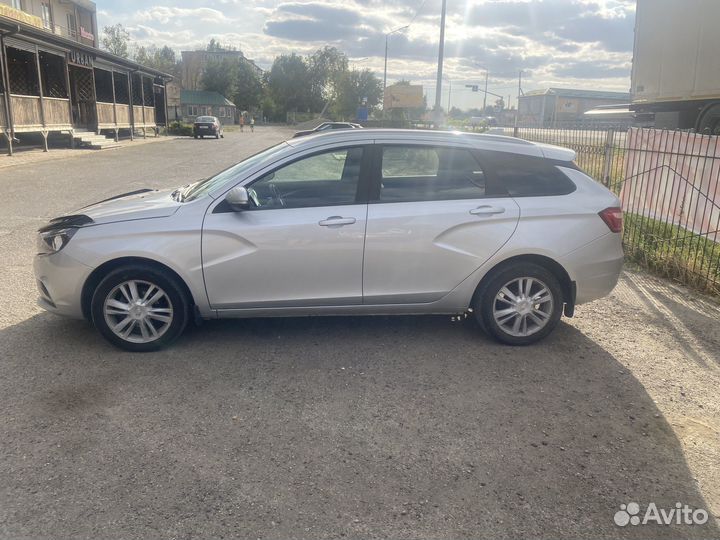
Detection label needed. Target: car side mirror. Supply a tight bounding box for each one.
[225,186,251,211]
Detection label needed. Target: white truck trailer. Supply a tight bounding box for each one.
[631,0,720,133]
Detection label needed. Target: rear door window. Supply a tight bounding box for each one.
[377,145,486,203]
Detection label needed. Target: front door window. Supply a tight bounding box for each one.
[248,147,364,209]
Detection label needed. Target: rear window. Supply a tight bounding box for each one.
[378,145,486,203]
[196,116,215,122]
[482,152,576,197]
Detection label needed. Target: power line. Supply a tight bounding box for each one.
[408,0,429,26]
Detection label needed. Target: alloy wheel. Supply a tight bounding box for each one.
[492,277,554,337]
[103,280,174,344]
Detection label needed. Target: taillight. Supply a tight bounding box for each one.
[599,207,623,233]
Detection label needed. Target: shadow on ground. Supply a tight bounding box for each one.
[0,313,717,539]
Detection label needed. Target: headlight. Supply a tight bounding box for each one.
[37,227,78,254]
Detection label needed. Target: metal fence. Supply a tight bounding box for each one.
[509,125,720,296]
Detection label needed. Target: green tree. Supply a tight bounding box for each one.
[306,46,348,110]
[206,38,236,52]
[202,57,238,98]
[101,24,130,58]
[267,53,312,113]
[332,69,382,120]
[133,45,180,78]
[201,57,263,112]
[232,60,263,111]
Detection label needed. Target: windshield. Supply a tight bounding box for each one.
[178,142,289,202]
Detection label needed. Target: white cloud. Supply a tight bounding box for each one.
[95,0,634,109]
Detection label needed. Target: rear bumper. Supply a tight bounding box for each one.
[560,232,624,304]
[193,126,219,135]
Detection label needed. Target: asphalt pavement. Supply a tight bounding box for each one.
[0,127,718,539]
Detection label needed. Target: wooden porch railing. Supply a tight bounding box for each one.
[43,97,71,128]
[10,95,42,128]
[8,95,71,130]
[116,104,131,126]
[96,102,115,126]
[132,105,144,126]
[130,105,157,127]
[143,106,156,126]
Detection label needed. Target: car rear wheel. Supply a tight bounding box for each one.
[91,265,189,352]
[474,262,563,345]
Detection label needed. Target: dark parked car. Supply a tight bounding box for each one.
[293,121,362,138]
[193,116,224,139]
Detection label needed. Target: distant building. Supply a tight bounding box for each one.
[166,81,182,119]
[181,49,263,90]
[180,90,236,124]
[518,88,631,127]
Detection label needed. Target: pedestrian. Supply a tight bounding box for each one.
[250,116,255,132]
[239,115,245,132]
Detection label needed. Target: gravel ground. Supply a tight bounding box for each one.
[0,127,718,539]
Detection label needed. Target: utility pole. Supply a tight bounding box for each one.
[514,70,523,136]
[483,70,488,111]
[433,0,447,128]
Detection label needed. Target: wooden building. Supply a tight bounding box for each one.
[0,0,170,155]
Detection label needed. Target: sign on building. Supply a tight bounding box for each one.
[384,85,424,109]
[557,98,579,114]
[67,50,94,68]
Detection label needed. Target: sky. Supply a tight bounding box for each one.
[95,0,636,110]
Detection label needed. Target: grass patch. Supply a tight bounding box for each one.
[624,212,720,296]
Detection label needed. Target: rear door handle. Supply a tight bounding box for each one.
[319,216,357,227]
[470,205,506,216]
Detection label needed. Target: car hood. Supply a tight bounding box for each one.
[76,188,181,225]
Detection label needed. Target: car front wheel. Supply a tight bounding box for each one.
[91,265,189,352]
[475,262,563,345]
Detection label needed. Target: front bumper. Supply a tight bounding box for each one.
[33,250,93,319]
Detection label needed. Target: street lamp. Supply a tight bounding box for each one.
[383,25,409,111]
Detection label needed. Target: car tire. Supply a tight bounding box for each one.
[474,262,563,346]
[90,264,189,352]
[193,135,198,139]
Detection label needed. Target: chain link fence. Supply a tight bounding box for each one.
[506,125,720,296]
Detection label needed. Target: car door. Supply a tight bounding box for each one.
[362,143,521,304]
[202,145,369,310]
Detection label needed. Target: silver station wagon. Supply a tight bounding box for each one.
[34,129,623,351]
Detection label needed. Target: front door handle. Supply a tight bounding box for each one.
[319,216,357,227]
[470,205,506,216]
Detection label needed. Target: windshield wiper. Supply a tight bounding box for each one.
[178,178,208,202]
